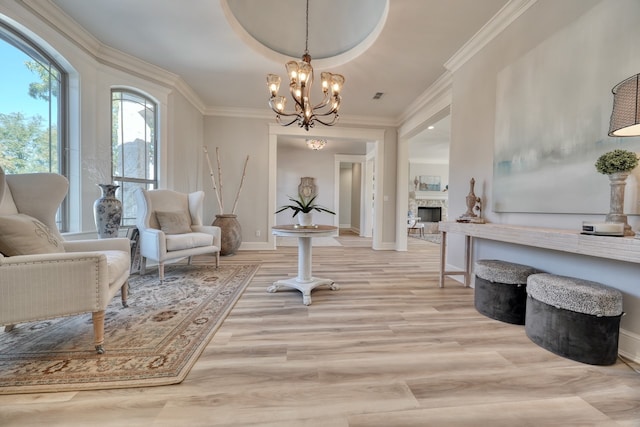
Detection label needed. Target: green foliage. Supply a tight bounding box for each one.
[595,149,639,175]
[275,193,336,217]
[25,60,60,102]
[0,112,56,174]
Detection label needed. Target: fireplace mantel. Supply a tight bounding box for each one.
[415,193,448,200]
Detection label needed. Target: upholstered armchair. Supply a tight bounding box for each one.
[135,188,221,283]
[0,167,130,354]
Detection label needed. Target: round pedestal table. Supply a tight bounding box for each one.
[269,224,340,305]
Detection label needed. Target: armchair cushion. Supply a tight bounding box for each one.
[0,213,65,256]
[165,232,214,251]
[155,210,192,235]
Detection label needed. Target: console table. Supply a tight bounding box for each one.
[269,224,340,305]
[438,221,640,288]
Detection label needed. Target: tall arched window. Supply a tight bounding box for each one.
[111,89,158,226]
[0,22,68,230]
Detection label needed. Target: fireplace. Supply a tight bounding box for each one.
[418,206,442,222]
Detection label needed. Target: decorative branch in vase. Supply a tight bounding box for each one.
[203,146,249,255]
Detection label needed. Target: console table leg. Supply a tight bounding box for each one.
[439,231,447,288]
[464,235,472,287]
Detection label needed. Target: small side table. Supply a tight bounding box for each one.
[269,224,340,305]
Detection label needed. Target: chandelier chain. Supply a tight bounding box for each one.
[265,0,344,131]
[304,0,309,55]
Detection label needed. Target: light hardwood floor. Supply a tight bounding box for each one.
[1,231,639,426]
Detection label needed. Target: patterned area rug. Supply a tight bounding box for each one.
[0,263,259,394]
[409,233,442,244]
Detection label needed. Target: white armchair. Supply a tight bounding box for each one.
[135,188,221,283]
[0,167,130,354]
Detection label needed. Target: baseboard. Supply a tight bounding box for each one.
[619,328,640,363]
[443,263,467,286]
[239,241,274,251]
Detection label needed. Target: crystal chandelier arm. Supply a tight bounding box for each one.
[275,114,301,127]
[312,91,331,111]
[313,94,341,117]
[311,113,340,127]
[268,100,301,118]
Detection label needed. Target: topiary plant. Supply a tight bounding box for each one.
[595,149,639,175]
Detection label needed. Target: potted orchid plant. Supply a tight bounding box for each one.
[276,193,335,226]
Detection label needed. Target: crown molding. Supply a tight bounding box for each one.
[396,0,536,133]
[444,0,538,73]
[18,0,101,56]
[96,43,180,86]
[203,106,273,119]
[397,72,452,127]
[19,0,208,113]
[338,114,397,128]
[203,106,397,128]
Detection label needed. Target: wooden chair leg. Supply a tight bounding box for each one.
[4,324,16,332]
[121,281,129,307]
[216,251,220,269]
[188,256,193,265]
[92,310,106,354]
[140,257,147,275]
[159,262,165,283]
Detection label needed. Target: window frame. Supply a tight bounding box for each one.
[111,88,158,227]
[0,21,69,230]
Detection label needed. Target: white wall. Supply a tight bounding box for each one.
[442,0,640,359]
[202,116,272,243]
[339,167,352,227]
[351,162,362,231]
[276,145,337,227]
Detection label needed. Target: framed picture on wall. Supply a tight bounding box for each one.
[419,175,441,192]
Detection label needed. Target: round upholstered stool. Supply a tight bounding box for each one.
[474,260,539,325]
[525,273,623,365]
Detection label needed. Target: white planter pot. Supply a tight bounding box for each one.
[298,212,313,226]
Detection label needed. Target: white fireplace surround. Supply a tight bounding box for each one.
[410,196,448,222]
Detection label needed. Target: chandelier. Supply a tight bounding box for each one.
[306,138,326,150]
[266,0,345,131]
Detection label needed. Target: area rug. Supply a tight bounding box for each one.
[409,233,442,244]
[0,263,259,394]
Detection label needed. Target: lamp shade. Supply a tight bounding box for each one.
[608,73,640,137]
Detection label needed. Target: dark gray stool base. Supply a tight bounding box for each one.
[475,277,527,325]
[525,295,622,365]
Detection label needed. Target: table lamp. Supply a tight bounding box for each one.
[608,73,640,238]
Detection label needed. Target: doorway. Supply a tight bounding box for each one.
[268,124,385,250]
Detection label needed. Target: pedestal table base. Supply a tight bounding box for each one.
[270,224,339,305]
[267,278,339,306]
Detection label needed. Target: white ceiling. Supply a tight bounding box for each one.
[48,0,508,159]
[409,114,451,164]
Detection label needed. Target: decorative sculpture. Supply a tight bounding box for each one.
[457,178,485,223]
[298,177,317,199]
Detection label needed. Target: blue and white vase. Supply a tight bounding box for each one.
[94,184,122,238]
